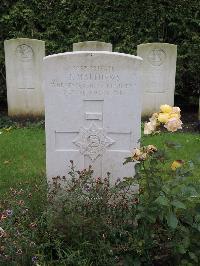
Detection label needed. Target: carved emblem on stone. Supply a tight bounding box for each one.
[16,44,34,61]
[148,48,166,66]
[73,123,115,161]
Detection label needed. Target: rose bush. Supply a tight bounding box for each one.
[144,104,182,134]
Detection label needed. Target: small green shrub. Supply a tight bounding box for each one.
[123,143,200,265]
[0,148,200,265]
[0,179,48,265]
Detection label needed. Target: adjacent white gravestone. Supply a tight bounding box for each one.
[137,43,177,117]
[4,38,45,117]
[73,41,112,52]
[44,51,142,183]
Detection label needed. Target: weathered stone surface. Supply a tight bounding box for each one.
[44,51,142,183]
[4,38,45,117]
[73,41,112,52]
[137,43,177,117]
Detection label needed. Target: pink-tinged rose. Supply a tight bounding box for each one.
[172,107,181,114]
[164,118,182,132]
[158,113,170,123]
[144,121,156,135]
[170,107,181,119]
[160,104,173,113]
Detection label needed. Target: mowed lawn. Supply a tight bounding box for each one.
[143,131,200,179]
[0,127,200,193]
[0,127,45,193]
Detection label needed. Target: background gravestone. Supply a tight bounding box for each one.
[137,43,177,117]
[44,51,142,183]
[4,38,45,117]
[73,41,112,52]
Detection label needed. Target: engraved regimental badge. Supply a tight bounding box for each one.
[148,48,166,66]
[73,123,115,161]
[16,44,34,61]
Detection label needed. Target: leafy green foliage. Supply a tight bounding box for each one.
[1,145,200,265]
[123,142,200,265]
[0,0,200,107]
[0,121,200,264]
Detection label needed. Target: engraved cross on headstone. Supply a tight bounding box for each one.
[55,98,132,177]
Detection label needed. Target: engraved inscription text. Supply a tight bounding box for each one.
[49,65,134,97]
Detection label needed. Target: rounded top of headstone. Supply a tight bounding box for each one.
[4,38,45,61]
[4,38,45,45]
[44,51,143,62]
[137,43,177,49]
[137,43,177,66]
[73,41,112,52]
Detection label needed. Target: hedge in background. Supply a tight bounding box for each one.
[0,0,199,108]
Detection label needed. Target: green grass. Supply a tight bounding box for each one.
[0,127,200,194]
[0,127,45,193]
[143,131,200,178]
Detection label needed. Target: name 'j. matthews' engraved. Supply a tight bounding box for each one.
[49,65,134,96]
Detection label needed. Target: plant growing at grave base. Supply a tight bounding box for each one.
[0,105,200,265]
[45,164,141,266]
[123,143,200,265]
[121,104,200,265]
[0,165,141,265]
[144,104,182,135]
[0,179,48,265]
[0,157,200,265]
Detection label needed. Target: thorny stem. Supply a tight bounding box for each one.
[142,161,151,199]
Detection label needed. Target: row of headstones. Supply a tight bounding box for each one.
[4,38,187,182]
[4,38,178,118]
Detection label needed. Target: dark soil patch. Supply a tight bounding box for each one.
[0,111,199,132]
[181,112,200,133]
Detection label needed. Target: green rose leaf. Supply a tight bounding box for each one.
[171,200,186,209]
[167,212,178,229]
[155,196,169,206]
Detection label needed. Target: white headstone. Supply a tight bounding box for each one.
[137,43,177,117]
[73,41,112,52]
[44,51,142,183]
[4,38,45,117]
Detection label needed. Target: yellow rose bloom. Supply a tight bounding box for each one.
[160,104,173,113]
[157,113,170,123]
[169,113,179,119]
[171,160,184,171]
